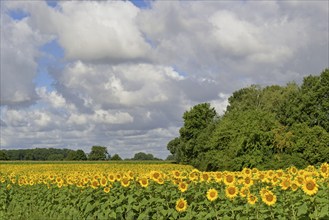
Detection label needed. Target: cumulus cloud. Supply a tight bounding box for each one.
[4,1,151,63]
[0,12,50,106]
[1,0,328,158]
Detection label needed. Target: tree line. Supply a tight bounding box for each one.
[167,69,329,171]
[0,146,165,161]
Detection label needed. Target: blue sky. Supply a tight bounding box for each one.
[1,0,328,158]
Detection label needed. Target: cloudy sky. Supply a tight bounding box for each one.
[0,0,328,159]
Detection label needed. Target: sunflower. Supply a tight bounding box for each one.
[266,170,275,179]
[289,166,298,175]
[48,174,55,181]
[281,178,291,190]
[175,198,188,212]
[291,180,299,192]
[172,170,181,179]
[121,177,130,188]
[103,187,110,193]
[151,171,161,181]
[306,165,316,173]
[240,186,249,198]
[91,179,99,189]
[242,168,252,176]
[251,168,259,175]
[0,176,6,183]
[302,178,318,196]
[107,173,116,182]
[214,172,223,183]
[247,193,258,205]
[116,173,122,181]
[56,177,62,184]
[296,175,304,186]
[225,185,239,200]
[206,188,218,202]
[258,173,266,182]
[83,177,89,185]
[320,163,329,178]
[67,178,74,185]
[178,181,188,192]
[271,176,280,186]
[260,188,268,197]
[243,176,253,187]
[261,191,277,206]
[156,177,164,185]
[223,174,235,185]
[201,172,210,182]
[127,171,134,180]
[275,169,284,178]
[189,172,198,181]
[100,177,108,187]
[139,177,149,188]
[57,182,63,188]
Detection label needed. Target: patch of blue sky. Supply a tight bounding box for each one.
[46,0,58,8]
[129,0,152,9]
[173,65,188,78]
[142,33,157,49]
[34,39,65,91]
[41,39,64,59]
[7,9,29,21]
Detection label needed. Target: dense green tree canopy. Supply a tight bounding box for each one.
[88,146,109,161]
[111,154,122,161]
[0,151,9,160]
[168,69,329,171]
[66,149,87,161]
[132,152,161,160]
[1,148,74,161]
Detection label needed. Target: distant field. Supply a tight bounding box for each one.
[0,162,328,219]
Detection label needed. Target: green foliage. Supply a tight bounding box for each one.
[168,69,329,171]
[0,151,9,160]
[88,146,109,161]
[167,103,217,164]
[2,148,74,161]
[47,154,64,161]
[111,154,122,161]
[278,69,329,131]
[165,155,175,161]
[66,150,87,161]
[132,152,161,161]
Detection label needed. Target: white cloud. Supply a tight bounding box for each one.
[57,61,185,108]
[1,1,327,159]
[0,13,50,106]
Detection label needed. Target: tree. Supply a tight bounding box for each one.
[88,146,109,160]
[180,103,217,142]
[66,151,77,160]
[132,152,160,160]
[111,154,122,161]
[76,150,87,160]
[47,154,64,161]
[166,69,329,171]
[0,151,9,160]
[169,103,217,163]
[66,150,87,161]
[167,137,182,161]
[165,154,175,161]
[278,69,329,131]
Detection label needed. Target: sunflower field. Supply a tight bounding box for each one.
[0,162,328,220]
